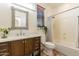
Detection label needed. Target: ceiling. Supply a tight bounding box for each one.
[45,3,64,8]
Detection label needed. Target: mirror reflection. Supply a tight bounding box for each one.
[11,7,28,29]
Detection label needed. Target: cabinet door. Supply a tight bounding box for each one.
[10,40,25,56]
[25,39,33,55]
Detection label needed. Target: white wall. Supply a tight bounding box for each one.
[0,3,46,43]
[0,3,11,28]
[52,3,79,48]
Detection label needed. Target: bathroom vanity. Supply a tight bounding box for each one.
[0,36,41,56]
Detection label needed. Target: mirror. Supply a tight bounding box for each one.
[11,7,28,29]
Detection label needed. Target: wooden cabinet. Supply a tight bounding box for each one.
[10,40,25,56]
[0,36,41,56]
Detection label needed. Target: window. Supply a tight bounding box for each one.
[37,5,45,27]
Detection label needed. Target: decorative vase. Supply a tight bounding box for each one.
[1,33,7,38]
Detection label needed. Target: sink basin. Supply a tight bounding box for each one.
[45,42,55,49]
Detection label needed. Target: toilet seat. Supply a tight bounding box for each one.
[45,42,55,49]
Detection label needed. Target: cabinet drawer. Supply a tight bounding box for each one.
[0,42,10,56]
[0,49,8,53]
[0,52,9,56]
[34,37,40,41]
[34,37,40,44]
[35,43,39,46]
[35,40,40,43]
[0,42,9,50]
[34,44,40,49]
[0,42,8,47]
[0,43,8,50]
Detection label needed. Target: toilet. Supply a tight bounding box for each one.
[45,42,55,49]
[41,42,55,56]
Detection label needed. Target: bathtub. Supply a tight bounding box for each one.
[55,43,79,56]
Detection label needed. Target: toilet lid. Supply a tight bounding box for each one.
[45,42,55,46]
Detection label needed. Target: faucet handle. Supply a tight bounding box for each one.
[23,33,25,36]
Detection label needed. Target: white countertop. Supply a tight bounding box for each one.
[0,34,41,43]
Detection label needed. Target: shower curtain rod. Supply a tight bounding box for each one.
[50,5,79,18]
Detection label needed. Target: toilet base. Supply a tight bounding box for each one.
[41,44,54,56]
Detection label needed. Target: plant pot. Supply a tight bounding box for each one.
[1,34,7,38]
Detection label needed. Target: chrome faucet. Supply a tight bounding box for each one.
[20,30,25,36]
[16,30,25,36]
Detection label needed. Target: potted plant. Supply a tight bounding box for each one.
[0,28,10,38]
[42,26,48,35]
